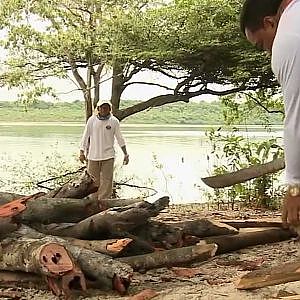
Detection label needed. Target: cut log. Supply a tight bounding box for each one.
[97,197,144,210]
[168,219,238,238]
[203,228,295,254]
[117,243,218,271]
[64,237,134,257]
[236,260,300,290]
[7,196,101,224]
[0,218,18,239]
[202,157,285,188]
[45,171,97,199]
[0,235,86,296]
[132,220,183,249]
[223,220,282,229]
[35,197,170,239]
[0,191,25,205]
[12,226,133,293]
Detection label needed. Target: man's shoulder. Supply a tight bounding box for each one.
[110,115,120,123]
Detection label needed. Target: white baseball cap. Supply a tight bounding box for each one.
[96,100,112,108]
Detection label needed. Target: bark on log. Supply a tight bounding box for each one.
[131,220,183,249]
[236,260,300,290]
[117,243,218,271]
[0,218,18,239]
[203,228,295,254]
[9,196,101,224]
[45,171,97,199]
[35,197,170,239]
[202,158,285,188]
[64,237,134,257]
[0,192,25,205]
[0,235,86,296]
[223,220,283,229]
[97,198,144,210]
[12,226,133,293]
[168,219,238,238]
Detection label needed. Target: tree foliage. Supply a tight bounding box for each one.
[0,0,280,121]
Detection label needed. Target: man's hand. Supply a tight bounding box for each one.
[79,153,86,163]
[282,194,300,227]
[123,154,129,165]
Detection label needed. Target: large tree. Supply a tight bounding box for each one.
[0,0,279,122]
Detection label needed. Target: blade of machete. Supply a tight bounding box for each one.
[201,158,285,188]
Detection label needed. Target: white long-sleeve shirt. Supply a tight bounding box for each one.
[271,0,300,184]
[80,115,126,161]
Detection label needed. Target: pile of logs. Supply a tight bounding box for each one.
[0,172,296,298]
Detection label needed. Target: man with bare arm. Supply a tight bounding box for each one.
[240,0,300,227]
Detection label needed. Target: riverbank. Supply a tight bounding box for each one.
[2,204,297,300]
[0,100,283,125]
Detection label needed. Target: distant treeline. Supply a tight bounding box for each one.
[0,100,283,125]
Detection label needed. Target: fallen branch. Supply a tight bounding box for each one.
[223,220,282,229]
[203,228,295,254]
[236,260,300,290]
[117,243,218,271]
[35,197,170,239]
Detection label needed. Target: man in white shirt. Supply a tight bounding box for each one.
[79,100,129,200]
[240,0,300,227]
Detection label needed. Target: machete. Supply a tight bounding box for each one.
[201,157,285,188]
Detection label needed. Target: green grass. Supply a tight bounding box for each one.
[0,100,283,125]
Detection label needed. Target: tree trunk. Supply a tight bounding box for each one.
[223,220,283,229]
[12,226,133,293]
[35,197,170,239]
[201,158,285,188]
[203,228,295,254]
[64,237,133,257]
[110,61,125,112]
[45,171,97,199]
[236,260,300,290]
[9,196,101,224]
[168,219,238,238]
[0,192,25,205]
[117,243,218,272]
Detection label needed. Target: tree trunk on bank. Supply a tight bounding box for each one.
[0,192,26,205]
[168,219,238,237]
[9,196,101,224]
[203,228,295,254]
[117,243,218,272]
[223,220,283,229]
[11,226,133,293]
[35,197,170,239]
[45,171,97,199]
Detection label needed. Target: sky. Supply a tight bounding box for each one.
[0,69,219,103]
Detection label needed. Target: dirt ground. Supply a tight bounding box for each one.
[3,204,300,300]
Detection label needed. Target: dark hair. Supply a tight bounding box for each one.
[240,0,282,35]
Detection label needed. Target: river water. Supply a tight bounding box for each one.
[0,122,283,204]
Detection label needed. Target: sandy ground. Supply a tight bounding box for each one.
[2,204,300,300]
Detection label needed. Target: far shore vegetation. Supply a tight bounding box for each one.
[0,100,283,125]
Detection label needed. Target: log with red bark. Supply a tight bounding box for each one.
[0,192,25,205]
[203,228,295,254]
[34,197,170,239]
[117,243,218,271]
[236,260,300,290]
